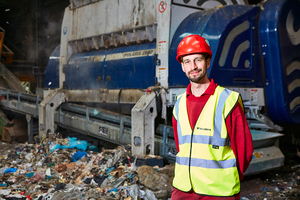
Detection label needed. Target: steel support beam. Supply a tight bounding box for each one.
[39,89,65,137]
[131,92,158,156]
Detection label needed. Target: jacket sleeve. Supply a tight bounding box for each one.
[226,103,254,181]
[172,116,180,152]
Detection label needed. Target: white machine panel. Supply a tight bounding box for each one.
[67,0,157,40]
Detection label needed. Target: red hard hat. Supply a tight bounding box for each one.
[176,34,212,63]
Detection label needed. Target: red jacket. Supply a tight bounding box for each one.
[172,79,253,181]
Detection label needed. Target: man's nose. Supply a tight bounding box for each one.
[192,60,198,69]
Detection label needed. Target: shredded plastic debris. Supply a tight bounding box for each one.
[0,135,172,200]
[1,134,300,200]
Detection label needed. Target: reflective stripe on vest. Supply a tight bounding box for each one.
[172,86,241,196]
[176,156,236,168]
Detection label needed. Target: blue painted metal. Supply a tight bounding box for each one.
[43,45,60,89]
[42,0,300,126]
[169,5,263,88]
[259,0,300,125]
[65,43,156,90]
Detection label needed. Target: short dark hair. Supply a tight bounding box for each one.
[203,53,211,59]
[181,53,211,62]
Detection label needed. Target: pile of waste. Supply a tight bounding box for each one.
[3,134,300,200]
[0,135,174,200]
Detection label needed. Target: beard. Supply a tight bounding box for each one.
[186,68,207,83]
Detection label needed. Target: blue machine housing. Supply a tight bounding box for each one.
[65,43,156,90]
[169,1,300,125]
[169,5,263,88]
[43,45,60,89]
[259,0,300,125]
[43,0,300,126]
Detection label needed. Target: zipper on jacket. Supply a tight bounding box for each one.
[188,126,195,189]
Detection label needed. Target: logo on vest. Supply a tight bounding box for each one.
[212,145,219,149]
[197,127,211,131]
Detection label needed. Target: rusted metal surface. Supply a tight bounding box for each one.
[68,24,157,53]
[65,89,145,103]
[69,0,156,40]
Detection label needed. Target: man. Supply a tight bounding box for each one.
[171,34,253,200]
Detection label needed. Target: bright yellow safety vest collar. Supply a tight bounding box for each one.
[172,86,242,196]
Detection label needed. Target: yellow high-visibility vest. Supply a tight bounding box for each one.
[172,86,243,196]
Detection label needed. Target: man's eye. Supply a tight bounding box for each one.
[184,61,190,64]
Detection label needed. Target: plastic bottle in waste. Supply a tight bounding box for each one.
[130,184,140,200]
[144,190,158,200]
[0,167,8,176]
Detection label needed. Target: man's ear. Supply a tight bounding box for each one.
[206,58,211,69]
[181,63,186,72]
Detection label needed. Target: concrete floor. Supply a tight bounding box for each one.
[240,143,300,199]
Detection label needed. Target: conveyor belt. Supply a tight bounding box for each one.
[0,87,176,158]
[0,87,285,175]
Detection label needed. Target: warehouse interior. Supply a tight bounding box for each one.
[0,0,300,199]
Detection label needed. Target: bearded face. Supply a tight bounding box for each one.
[185,63,207,83]
[181,54,210,84]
